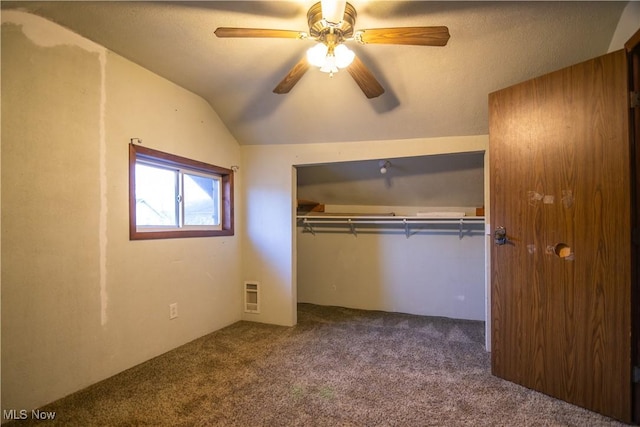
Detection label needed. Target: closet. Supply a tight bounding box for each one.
[295,152,486,321]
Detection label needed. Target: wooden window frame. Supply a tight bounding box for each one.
[129,144,234,240]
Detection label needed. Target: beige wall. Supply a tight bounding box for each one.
[241,136,488,327]
[1,12,242,413]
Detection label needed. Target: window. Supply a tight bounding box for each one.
[129,144,234,239]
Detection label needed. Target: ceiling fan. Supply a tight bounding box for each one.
[214,0,450,99]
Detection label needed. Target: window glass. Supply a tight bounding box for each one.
[135,163,178,227]
[183,172,221,226]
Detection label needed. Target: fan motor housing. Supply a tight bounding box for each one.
[307,2,357,41]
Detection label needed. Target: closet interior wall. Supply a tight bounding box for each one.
[296,154,486,321]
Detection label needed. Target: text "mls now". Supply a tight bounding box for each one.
[3,409,56,420]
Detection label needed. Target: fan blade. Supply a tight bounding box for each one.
[347,56,385,99]
[356,26,450,46]
[214,28,306,39]
[273,57,310,94]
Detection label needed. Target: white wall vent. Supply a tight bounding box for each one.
[244,281,260,313]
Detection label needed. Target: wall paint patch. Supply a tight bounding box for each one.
[4,11,111,326]
[99,48,108,326]
[2,11,104,53]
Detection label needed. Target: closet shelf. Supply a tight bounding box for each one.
[297,215,485,239]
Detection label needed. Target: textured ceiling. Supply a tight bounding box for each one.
[1,1,628,147]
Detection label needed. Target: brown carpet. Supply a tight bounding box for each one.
[7,304,629,426]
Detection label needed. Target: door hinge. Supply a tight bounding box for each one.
[633,366,640,383]
[631,91,640,109]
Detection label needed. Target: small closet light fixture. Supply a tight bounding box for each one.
[379,160,390,174]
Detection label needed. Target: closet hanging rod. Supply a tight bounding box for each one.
[298,216,484,239]
[299,217,484,225]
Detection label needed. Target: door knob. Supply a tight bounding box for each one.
[494,226,507,245]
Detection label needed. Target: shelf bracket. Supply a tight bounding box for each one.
[459,219,463,240]
[348,219,357,237]
[404,219,410,239]
[303,219,315,235]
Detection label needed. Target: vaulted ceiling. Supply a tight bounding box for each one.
[2,1,629,147]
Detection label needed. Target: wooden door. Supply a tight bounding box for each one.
[627,29,640,424]
[489,50,632,423]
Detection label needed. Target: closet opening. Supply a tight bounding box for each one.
[294,151,489,349]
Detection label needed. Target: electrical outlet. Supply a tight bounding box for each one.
[169,303,178,320]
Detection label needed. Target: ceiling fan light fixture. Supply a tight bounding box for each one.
[334,44,355,68]
[307,43,329,67]
[216,1,447,98]
[319,54,338,74]
[308,43,354,75]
